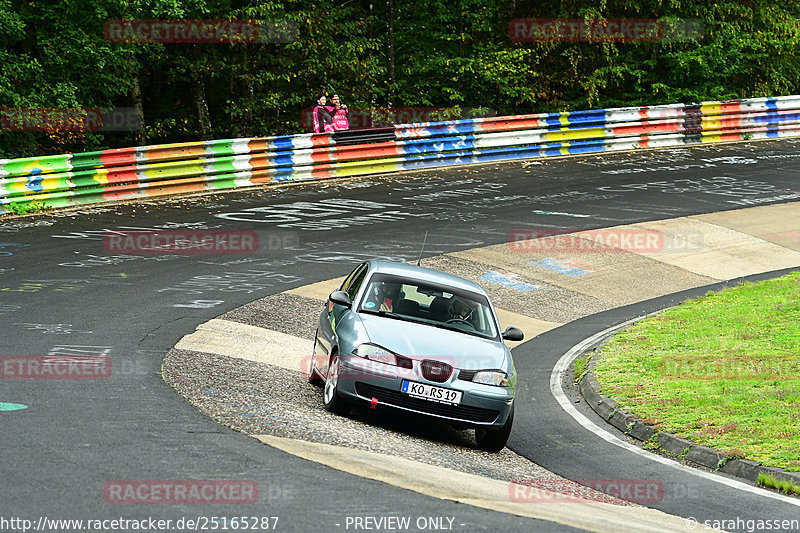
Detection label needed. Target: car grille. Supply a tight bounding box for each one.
[421,359,452,382]
[355,383,499,423]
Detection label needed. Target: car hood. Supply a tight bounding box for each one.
[358,313,508,369]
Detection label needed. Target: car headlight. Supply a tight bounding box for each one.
[472,370,509,387]
[353,343,398,366]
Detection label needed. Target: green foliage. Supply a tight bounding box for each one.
[2,0,800,157]
[3,200,48,215]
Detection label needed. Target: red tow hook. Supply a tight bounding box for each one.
[370,397,379,409]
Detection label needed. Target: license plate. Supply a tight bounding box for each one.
[401,380,462,405]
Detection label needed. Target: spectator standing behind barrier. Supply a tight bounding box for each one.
[313,94,334,133]
[331,94,350,131]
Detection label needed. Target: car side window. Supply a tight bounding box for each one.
[340,263,366,292]
[346,267,368,300]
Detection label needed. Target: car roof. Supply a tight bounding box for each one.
[367,260,489,296]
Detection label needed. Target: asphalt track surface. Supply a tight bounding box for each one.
[1,140,800,532]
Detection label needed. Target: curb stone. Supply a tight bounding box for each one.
[576,348,800,495]
[657,433,693,457]
[720,460,762,483]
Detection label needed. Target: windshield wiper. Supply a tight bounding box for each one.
[359,309,418,323]
[431,322,468,333]
[431,321,496,339]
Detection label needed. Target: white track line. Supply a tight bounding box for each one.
[550,312,800,508]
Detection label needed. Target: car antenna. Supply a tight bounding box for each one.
[417,229,429,266]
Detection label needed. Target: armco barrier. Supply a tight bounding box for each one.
[2,95,800,214]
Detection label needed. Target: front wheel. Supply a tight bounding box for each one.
[475,403,514,452]
[323,354,348,415]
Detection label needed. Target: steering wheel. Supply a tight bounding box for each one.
[445,318,473,328]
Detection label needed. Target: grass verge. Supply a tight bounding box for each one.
[593,271,800,471]
[573,354,591,383]
[758,473,800,495]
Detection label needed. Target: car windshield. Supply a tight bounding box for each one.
[358,273,499,340]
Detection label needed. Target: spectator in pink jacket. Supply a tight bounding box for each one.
[331,94,350,131]
[313,94,334,133]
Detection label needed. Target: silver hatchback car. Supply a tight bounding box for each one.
[307,260,523,452]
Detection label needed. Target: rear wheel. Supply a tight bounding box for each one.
[323,353,348,415]
[475,403,514,452]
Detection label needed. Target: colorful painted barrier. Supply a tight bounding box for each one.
[2,95,800,214]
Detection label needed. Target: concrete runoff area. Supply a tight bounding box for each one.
[449,243,717,307]
[690,203,800,254]
[631,217,800,279]
[175,318,313,372]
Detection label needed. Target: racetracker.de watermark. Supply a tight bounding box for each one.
[661,357,800,380]
[508,228,669,253]
[103,230,259,255]
[2,355,111,379]
[509,479,663,504]
[509,18,704,42]
[104,481,258,504]
[104,19,298,43]
[1,108,142,132]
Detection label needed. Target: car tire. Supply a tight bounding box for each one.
[307,331,324,387]
[475,403,514,453]
[323,353,348,415]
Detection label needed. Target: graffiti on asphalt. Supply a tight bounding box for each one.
[157,270,301,295]
[59,254,184,268]
[18,323,93,335]
[479,271,541,292]
[596,177,771,195]
[51,222,224,241]
[215,199,430,230]
[0,219,55,233]
[529,258,593,278]
[295,252,405,264]
[0,242,30,256]
[173,299,225,309]
[0,274,131,293]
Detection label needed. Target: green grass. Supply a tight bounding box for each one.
[573,354,591,383]
[758,473,800,495]
[593,271,800,471]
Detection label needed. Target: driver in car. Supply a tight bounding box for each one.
[364,281,401,312]
[448,297,473,321]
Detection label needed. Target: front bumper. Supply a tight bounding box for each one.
[335,356,513,428]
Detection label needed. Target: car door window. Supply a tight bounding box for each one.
[340,263,366,293]
[346,267,367,300]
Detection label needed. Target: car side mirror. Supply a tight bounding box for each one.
[329,290,353,309]
[502,326,524,342]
